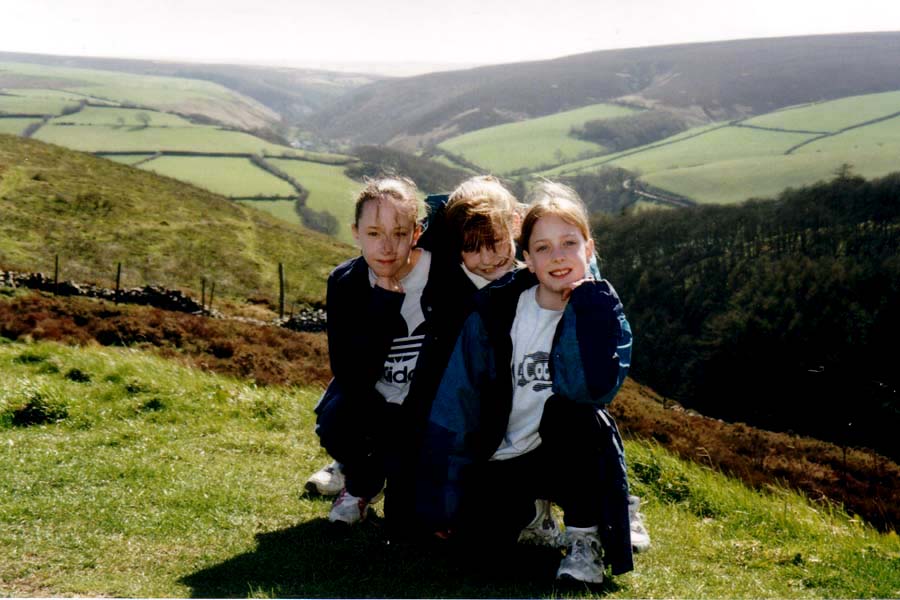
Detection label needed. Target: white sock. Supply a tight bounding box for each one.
[566,525,598,534]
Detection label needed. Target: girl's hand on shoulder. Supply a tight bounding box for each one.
[375,275,404,293]
[561,277,595,303]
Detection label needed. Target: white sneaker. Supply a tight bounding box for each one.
[517,499,563,548]
[556,527,604,584]
[328,488,371,525]
[305,461,345,496]
[629,495,651,553]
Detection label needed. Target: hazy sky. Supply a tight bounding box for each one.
[3,0,900,75]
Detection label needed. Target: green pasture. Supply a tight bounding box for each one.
[236,199,302,227]
[141,156,296,197]
[0,61,276,129]
[33,123,299,154]
[744,90,900,132]
[632,112,900,204]
[2,339,899,598]
[0,118,37,135]
[606,126,815,176]
[270,159,361,244]
[540,123,729,177]
[438,103,636,174]
[798,113,900,151]
[0,92,81,116]
[52,106,198,127]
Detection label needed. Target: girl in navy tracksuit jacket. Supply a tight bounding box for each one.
[418,182,634,584]
[314,176,521,535]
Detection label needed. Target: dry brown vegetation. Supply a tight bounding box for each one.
[1,290,897,532]
[0,292,330,388]
[611,381,900,532]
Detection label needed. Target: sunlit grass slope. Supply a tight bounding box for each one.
[270,159,361,244]
[0,61,277,130]
[532,90,900,205]
[438,103,636,174]
[0,134,353,304]
[142,156,296,197]
[1,338,897,598]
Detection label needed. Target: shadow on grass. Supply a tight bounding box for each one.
[179,516,620,598]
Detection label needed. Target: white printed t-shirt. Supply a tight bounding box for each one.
[491,285,564,461]
[371,249,432,405]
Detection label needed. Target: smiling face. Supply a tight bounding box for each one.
[523,214,594,303]
[352,196,421,281]
[460,235,515,281]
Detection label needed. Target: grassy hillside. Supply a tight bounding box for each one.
[532,90,900,206]
[0,134,353,304]
[1,337,897,597]
[437,103,636,174]
[309,32,900,147]
[0,60,278,130]
[0,50,380,127]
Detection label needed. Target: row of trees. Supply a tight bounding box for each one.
[594,169,900,459]
[571,110,689,152]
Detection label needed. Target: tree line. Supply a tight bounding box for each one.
[593,169,900,460]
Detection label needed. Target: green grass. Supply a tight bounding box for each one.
[0,61,277,130]
[235,199,302,227]
[0,134,352,305]
[540,123,727,177]
[142,156,296,197]
[33,123,298,154]
[607,126,815,176]
[0,118,37,135]
[53,106,199,127]
[438,103,636,174]
[1,338,897,598]
[0,92,82,116]
[270,159,361,244]
[744,90,900,132]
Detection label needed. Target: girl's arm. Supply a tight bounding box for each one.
[552,279,632,406]
[326,264,404,391]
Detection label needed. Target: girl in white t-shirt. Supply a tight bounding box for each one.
[421,182,635,585]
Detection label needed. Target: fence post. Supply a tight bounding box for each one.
[201,278,206,312]
[53,254,59,295]
[115,263,121,304]
[208,282,215,312]
[278,262,285,320]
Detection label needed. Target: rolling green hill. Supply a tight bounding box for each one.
[540,90,900,206]
[0,134,354,304]
[437,103,637,174]
[0,50,380,128]
[309,32,900,148]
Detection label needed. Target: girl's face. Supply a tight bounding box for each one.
[352,197,420,280]
[523,214,594,297]
[460,235,515,281]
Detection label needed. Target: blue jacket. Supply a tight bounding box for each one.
[418,268,634,574]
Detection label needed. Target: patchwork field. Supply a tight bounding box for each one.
[526,90,900,205]
[142,156,296,198]
[33,124,296,154]
[0,61,277,130]
[270,159,361,244]
[744,90,900,132]
[54,106,200,127]
[438,103,636,174]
